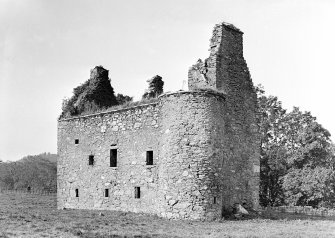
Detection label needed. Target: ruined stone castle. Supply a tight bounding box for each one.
[57,22,260,220]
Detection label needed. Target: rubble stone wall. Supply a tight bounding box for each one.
[157,91,226,220]
[58,91,232,220]
[188,22,260,210]
[265,206,335,217]
[57,103,161,213]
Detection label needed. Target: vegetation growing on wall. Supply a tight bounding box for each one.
[142,75,164,99]
[116,93,133,105]
[257,85,335,208]
[60,66,119,118]
[60,67,164,119]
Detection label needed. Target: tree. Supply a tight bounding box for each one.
[281,108,334,207]
[116,93,133,105]
[256,85,287,206]
[142,75,164,99]
[282,166,335,207]
[257,85,335,207]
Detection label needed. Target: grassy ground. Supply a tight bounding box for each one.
[1,192,335,238]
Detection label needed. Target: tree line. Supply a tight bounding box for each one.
[0,153,57,192]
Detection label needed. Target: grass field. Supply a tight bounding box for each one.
[1,192,335,238]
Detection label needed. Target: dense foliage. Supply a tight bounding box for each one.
[60,66,147,118]
[257,85,335,208]
[115,93,133,105]
[60,66,119,118]
[142,75,164,99]
[0,153,57,192]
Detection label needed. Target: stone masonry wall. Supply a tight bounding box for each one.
[157,91,225,220]
[58,91,233,220]
[188,22,260,210]
[57,103,160,213]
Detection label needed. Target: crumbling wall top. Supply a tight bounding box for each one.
[90,66,109,80]
[159,90,226,100]
[188,21,245,91]
[218,21,243,34]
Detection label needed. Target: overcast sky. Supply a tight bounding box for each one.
[1,0,334,161]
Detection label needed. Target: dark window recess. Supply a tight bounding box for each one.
[245,181,249,189]
[75,189,79,197]
[135,187,141,199]
[75,139,79,144]
[146,151,153,165]
[213,197,217,204]
[88,155,94,165]
[110,149,117,167]
[105,189,109,197]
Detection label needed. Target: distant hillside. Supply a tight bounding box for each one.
[20,152,58,164]
[0,153,57,192]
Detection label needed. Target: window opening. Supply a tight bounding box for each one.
[75,189,79,197]
[213,197,217,204]
[135,187,140,199]
[146,151,153,165]
[110,149,117,167]
[88,155,94,165]
[105,189,109,197]
[75,139,79,144]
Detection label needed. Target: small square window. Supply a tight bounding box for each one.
[75,139,79,144]
[75,189,79,197]
[88,155,94,165]
[105,189,109,197]
[146,151,153,165]
[135,187,140,199]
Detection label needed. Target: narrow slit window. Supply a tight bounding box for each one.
[146,151,153,165]
[135,187,140,199]
[75,139,79,144]
[88,155,94,165]
[105,189,109,197]
[213,197,217,204]
[75,189,79,197]
[110,149,117,167]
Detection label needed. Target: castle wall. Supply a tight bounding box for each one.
[57,104,161,213]
[213,24,260,209]
[57,91,233,220]
[188,22,260,210]
[157,91,226,220]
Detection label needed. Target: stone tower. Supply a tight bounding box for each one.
[188,22,260,210]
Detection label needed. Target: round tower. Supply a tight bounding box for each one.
[157,90,226,220]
